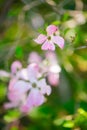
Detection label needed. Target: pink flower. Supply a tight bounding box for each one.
[4,63,51,113]
[20,63,51,113]
[34,25,64,51]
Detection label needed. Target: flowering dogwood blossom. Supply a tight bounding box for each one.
[4,63,51,113]
[34,25,64,51]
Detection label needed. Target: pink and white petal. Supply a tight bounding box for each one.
[4,102,18,109]
[48,72,59,86]
[20,104,33,113]
[11,61,22,74]
[46,85,51,95]
[41,40,55,51]
[18,68,29,80]
[28,52,42,64]
[49,64,61,73]
[26,89,45,107]
[34,34,47,44]
[46,25,58,35]
[13,80,31,93]
[8,78,18,91]
[37,78,48,94]
[27,63,39,82]
[0,70,10,78]
[8,91,26,103]
[52,36,64,49]
[45,51,57,64]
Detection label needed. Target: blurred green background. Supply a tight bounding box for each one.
[0,0,87,130]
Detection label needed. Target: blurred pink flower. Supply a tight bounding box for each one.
[4,63,51,113]
[20,63,51,113]
[34,25,64,51]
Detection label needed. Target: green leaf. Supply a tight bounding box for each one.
[63,121,74,128]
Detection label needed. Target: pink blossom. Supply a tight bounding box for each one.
[20,63,51,113]
[5,63,51,113]
[34,25,64,51]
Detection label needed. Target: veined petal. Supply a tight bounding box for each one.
[52,36,64,49]
[46,25,58,35]
[41,40,55,51]
[34,34,47,44]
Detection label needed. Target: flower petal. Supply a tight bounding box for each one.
[4,102,18,109]
[11,61,22,74]
[27,63,39,82]
[46,25,58,35]
[8,78,17,91]
[28,52,42,64]
[26,89,45,107]
[41,40,55,51]
[48,72,59,86]
[34,34,47,44]
[18,68,29,80]
[37,78,51,95]
[52,36,64,49]
[13,80,31,93]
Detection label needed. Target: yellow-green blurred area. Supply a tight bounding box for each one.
[0,0,87,130]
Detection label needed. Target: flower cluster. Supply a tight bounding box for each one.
[4,61,51,113]
[3,25,63,113]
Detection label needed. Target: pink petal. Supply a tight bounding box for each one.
[27,63,39,82]
[45,51,57,64]
[28,52,42,64]
[13,80,31,93]
[20,104,33,113]
[8,78,17,91]
[46,25,58,35]
[11,61,22,74]
[48,72,59,86]
[0,70,10,78]
[4,102,18,109]
[18,68,29,80]
[26,89,45,107]
[41,40,55,51]
[52,36,64,49]
[37,79,51,95]
[34,34,47,44]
